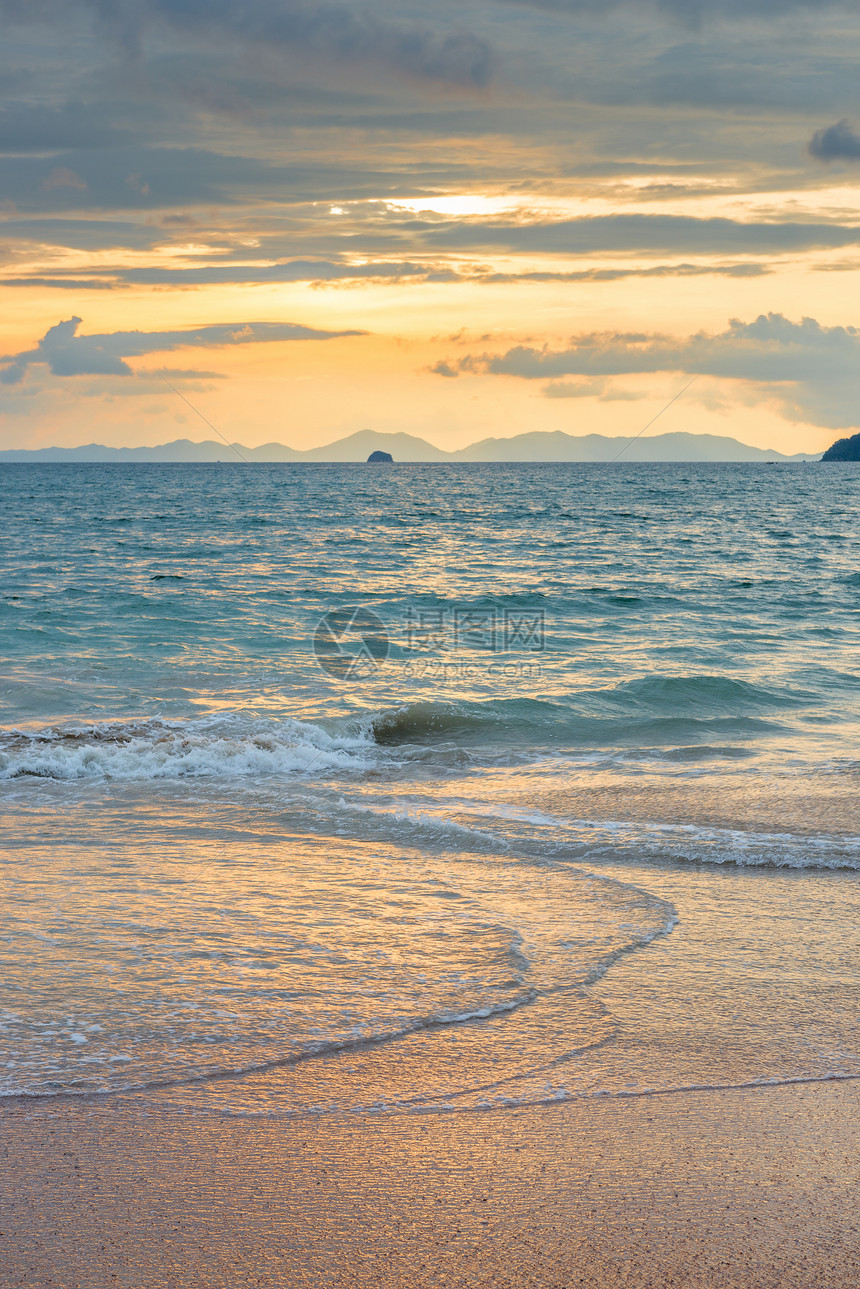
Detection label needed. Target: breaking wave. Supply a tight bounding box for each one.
[0,714,377,782]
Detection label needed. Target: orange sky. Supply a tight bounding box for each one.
[2,1,860,455]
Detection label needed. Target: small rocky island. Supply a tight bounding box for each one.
[367,450,394,463]
[821,433,860,461]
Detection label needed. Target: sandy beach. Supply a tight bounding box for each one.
[3,1079,859,1288]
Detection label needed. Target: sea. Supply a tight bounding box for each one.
[2,460,860,1118]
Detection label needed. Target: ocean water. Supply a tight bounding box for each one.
[2,461,860,1116]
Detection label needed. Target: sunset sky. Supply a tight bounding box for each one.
[2,0,860,454]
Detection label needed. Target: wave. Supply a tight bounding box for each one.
[605,673,813,712]
[370,693,786,749]
[0,666,828,785]
[371,699,525,744]
[398,1070,860,1118]
[630,824,860,870]
[0,714,376,782]
[315,786,860,872]
[1,675,800,783]
[0,991,537,1101]
[0,855,677,1104]
[333,797,511,852]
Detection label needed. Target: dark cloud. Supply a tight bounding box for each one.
[2,259,772,291]
[117,210,858,274]
[0,147,292,213]
[497,0,847,19]
[108,259,430,286]
[442,313,860,427]
[0,219,167,252]
[0,104,136,152]
[589,38,851,113]
[809,119,860,163]
[0,316,363,384]
[421,214,860,256]
[0,0,494,87]
[1,278,124,289]
[0,264,423,289]
[0,147,450,214]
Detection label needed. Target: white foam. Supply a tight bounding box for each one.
[0,714,377,783]
[333,797,509,848]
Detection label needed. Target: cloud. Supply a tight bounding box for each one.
[0,146,465,215]
[141,367,226,380]
[0,147,303,213]
[481,262,770,283]
[421,214,860,256]
[809,119,860,163]
[42,167,87,191]
[104,259,431,286]
[0,278,126,290]
[0,262,430,290]
[457,313,860,381]
[497,0,848,19]
[0,0,494,87]
[77,366,230,396]
[440,313,860,428]
[2,257,774,291]
[0,103,136,152]
[0,316,363,385]
[0,219,167,252]
[542,379,603,397]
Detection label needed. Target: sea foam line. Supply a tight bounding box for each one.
[0,714,376,782]
[411,1069,860,1117]
[0,991,538,1101]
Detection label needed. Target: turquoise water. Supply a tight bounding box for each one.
[2,462,860,1113]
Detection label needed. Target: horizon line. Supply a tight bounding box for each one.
[0,425,825,463]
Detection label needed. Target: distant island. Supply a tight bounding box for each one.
[367,450,394,463]
[821,433,860,462]
[0,429,821,464]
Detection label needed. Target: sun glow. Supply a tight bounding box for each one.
[386,195,517,218]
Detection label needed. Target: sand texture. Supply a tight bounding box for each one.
[2,1080,859,1288]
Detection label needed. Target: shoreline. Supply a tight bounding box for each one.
[3,1079,859,1288]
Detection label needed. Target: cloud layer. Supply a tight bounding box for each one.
[438,313,860,428]
[0,0,495,86]
[2,0,860,450]
[0,316,361,384]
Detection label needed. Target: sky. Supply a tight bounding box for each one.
[1,0,860,454]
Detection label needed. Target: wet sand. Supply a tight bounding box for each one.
[2,1080,859,1288]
